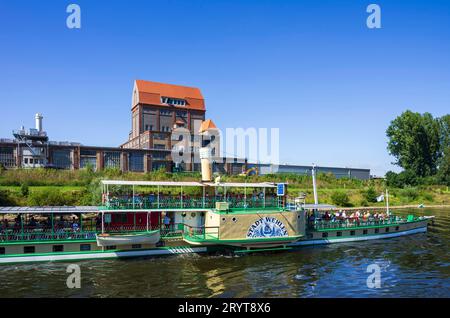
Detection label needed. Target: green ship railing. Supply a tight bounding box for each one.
[0,223,184,243]
[101,197,280,210]
[182,225,220,241]
[311,215,421,231]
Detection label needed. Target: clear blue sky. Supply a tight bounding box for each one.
[1,0,449,176]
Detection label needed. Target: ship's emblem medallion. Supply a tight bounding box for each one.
[246,217,288,238]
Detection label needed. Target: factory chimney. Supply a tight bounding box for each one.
[35,113,43,132]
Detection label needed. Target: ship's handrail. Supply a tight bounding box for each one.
[102,196,280,210]
[311,215,422,231]
[183,224,220,241]
[0,224,179,243]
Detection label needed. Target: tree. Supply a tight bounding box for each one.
[364,187,378,203]
[437,115,450,185]
[331,191,352,207]
[386,111,442,177]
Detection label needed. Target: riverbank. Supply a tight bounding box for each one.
[0,168,449,208]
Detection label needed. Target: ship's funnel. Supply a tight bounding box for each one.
[199,147,212,182]
[35,113,43,132]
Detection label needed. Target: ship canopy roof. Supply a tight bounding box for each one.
[100,180,277,188]
[0,206,99,214]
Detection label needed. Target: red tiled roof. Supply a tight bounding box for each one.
[134,80,205,111]
[199,119,217,133]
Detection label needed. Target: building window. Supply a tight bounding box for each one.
[104,152,120,169]
[24,246,35,254]
[24,158,29,164]
[129,153,144,172]
[80,244,91,251]
[0,247,5,255]
[132,244,142,249]
[0,146,16,168]
[52,150,72,169]
[322,232,328,238]
[106,245,116,250]
[53,245,64,252]
[161,97,186,106]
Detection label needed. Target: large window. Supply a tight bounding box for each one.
[129,153,144,172]
[52,150,72,169]
[80,150,97,170]
[0,147,15,168]
[104,152,120,169]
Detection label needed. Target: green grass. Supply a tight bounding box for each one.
[1,169,449,208]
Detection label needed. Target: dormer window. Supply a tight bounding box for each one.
[161,97,186,106]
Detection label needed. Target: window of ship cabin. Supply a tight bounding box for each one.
[363,229,368,235]
[24,246,35,254]
[106,245,116,250]
[350,230,355,236]
[80,244,91,251]
[0,247,5,255]
[322,232,328,238]
[395,226,399,231]
[53,245,64,252]
[336,231,342,237]
[374,228,379,234]
[132,244,142,249]
[385,227,390,233]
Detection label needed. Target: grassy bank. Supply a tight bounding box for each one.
[0,168,449,207]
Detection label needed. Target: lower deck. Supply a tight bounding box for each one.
[0,217,432,264]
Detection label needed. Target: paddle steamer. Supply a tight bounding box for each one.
[0,156,434,264]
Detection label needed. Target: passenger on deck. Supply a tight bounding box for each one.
[28,216,37,228]
[163,214,171,230]
[324,211,331,220]
[71,217,79,232]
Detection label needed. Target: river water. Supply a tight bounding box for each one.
[0,208,449,298]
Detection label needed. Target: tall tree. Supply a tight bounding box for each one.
[386,111,442,177]
[438,115,450,185]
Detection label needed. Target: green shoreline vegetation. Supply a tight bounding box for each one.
[0,110,448,209]
[0,167,448,208]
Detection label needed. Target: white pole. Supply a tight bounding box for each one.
[312,164,319,205]
[157,185,160,209]
[146,212,149,231]
[101,211,104,234]
[132,185,135,209]
[202,186,205,208]
[386,189,389,216]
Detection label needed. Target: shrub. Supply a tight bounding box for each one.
[363,187,378,203]
[331,191,352,207]
[28,189,76,206]
[399,187,419,202]
[20,183,30,197]
[0,190,16,206]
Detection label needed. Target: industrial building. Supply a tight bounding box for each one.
[0,79,370,179]
[255,164,371,180]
